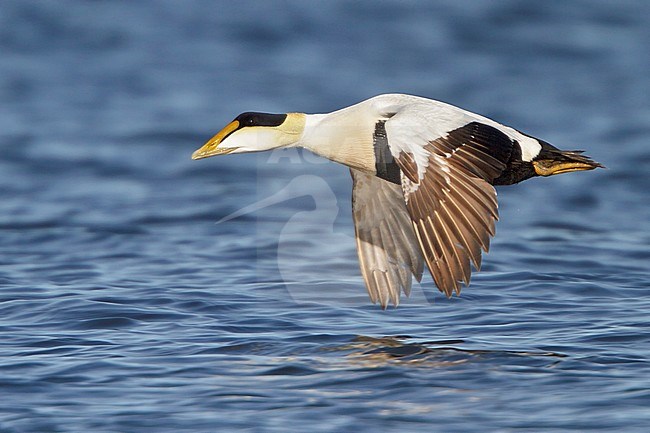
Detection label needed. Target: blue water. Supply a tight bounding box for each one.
[1,1,649,431]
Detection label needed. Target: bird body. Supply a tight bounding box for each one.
[193,94,603,308]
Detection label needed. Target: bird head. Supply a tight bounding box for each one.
[531,141,604,177]
[192,112,306,159]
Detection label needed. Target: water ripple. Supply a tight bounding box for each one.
[1,1,649,432]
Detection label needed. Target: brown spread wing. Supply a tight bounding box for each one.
[350,169,424,308]
[394,122,512,297]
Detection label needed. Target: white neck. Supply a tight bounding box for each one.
[297,108,376,173]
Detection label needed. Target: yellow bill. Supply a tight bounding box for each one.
[192,120,240,160]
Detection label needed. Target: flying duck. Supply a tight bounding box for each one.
[192,94,603,308]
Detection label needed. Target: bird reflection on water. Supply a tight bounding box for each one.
[336,336,566,368]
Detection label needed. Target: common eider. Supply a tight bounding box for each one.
[192,94,603,308]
